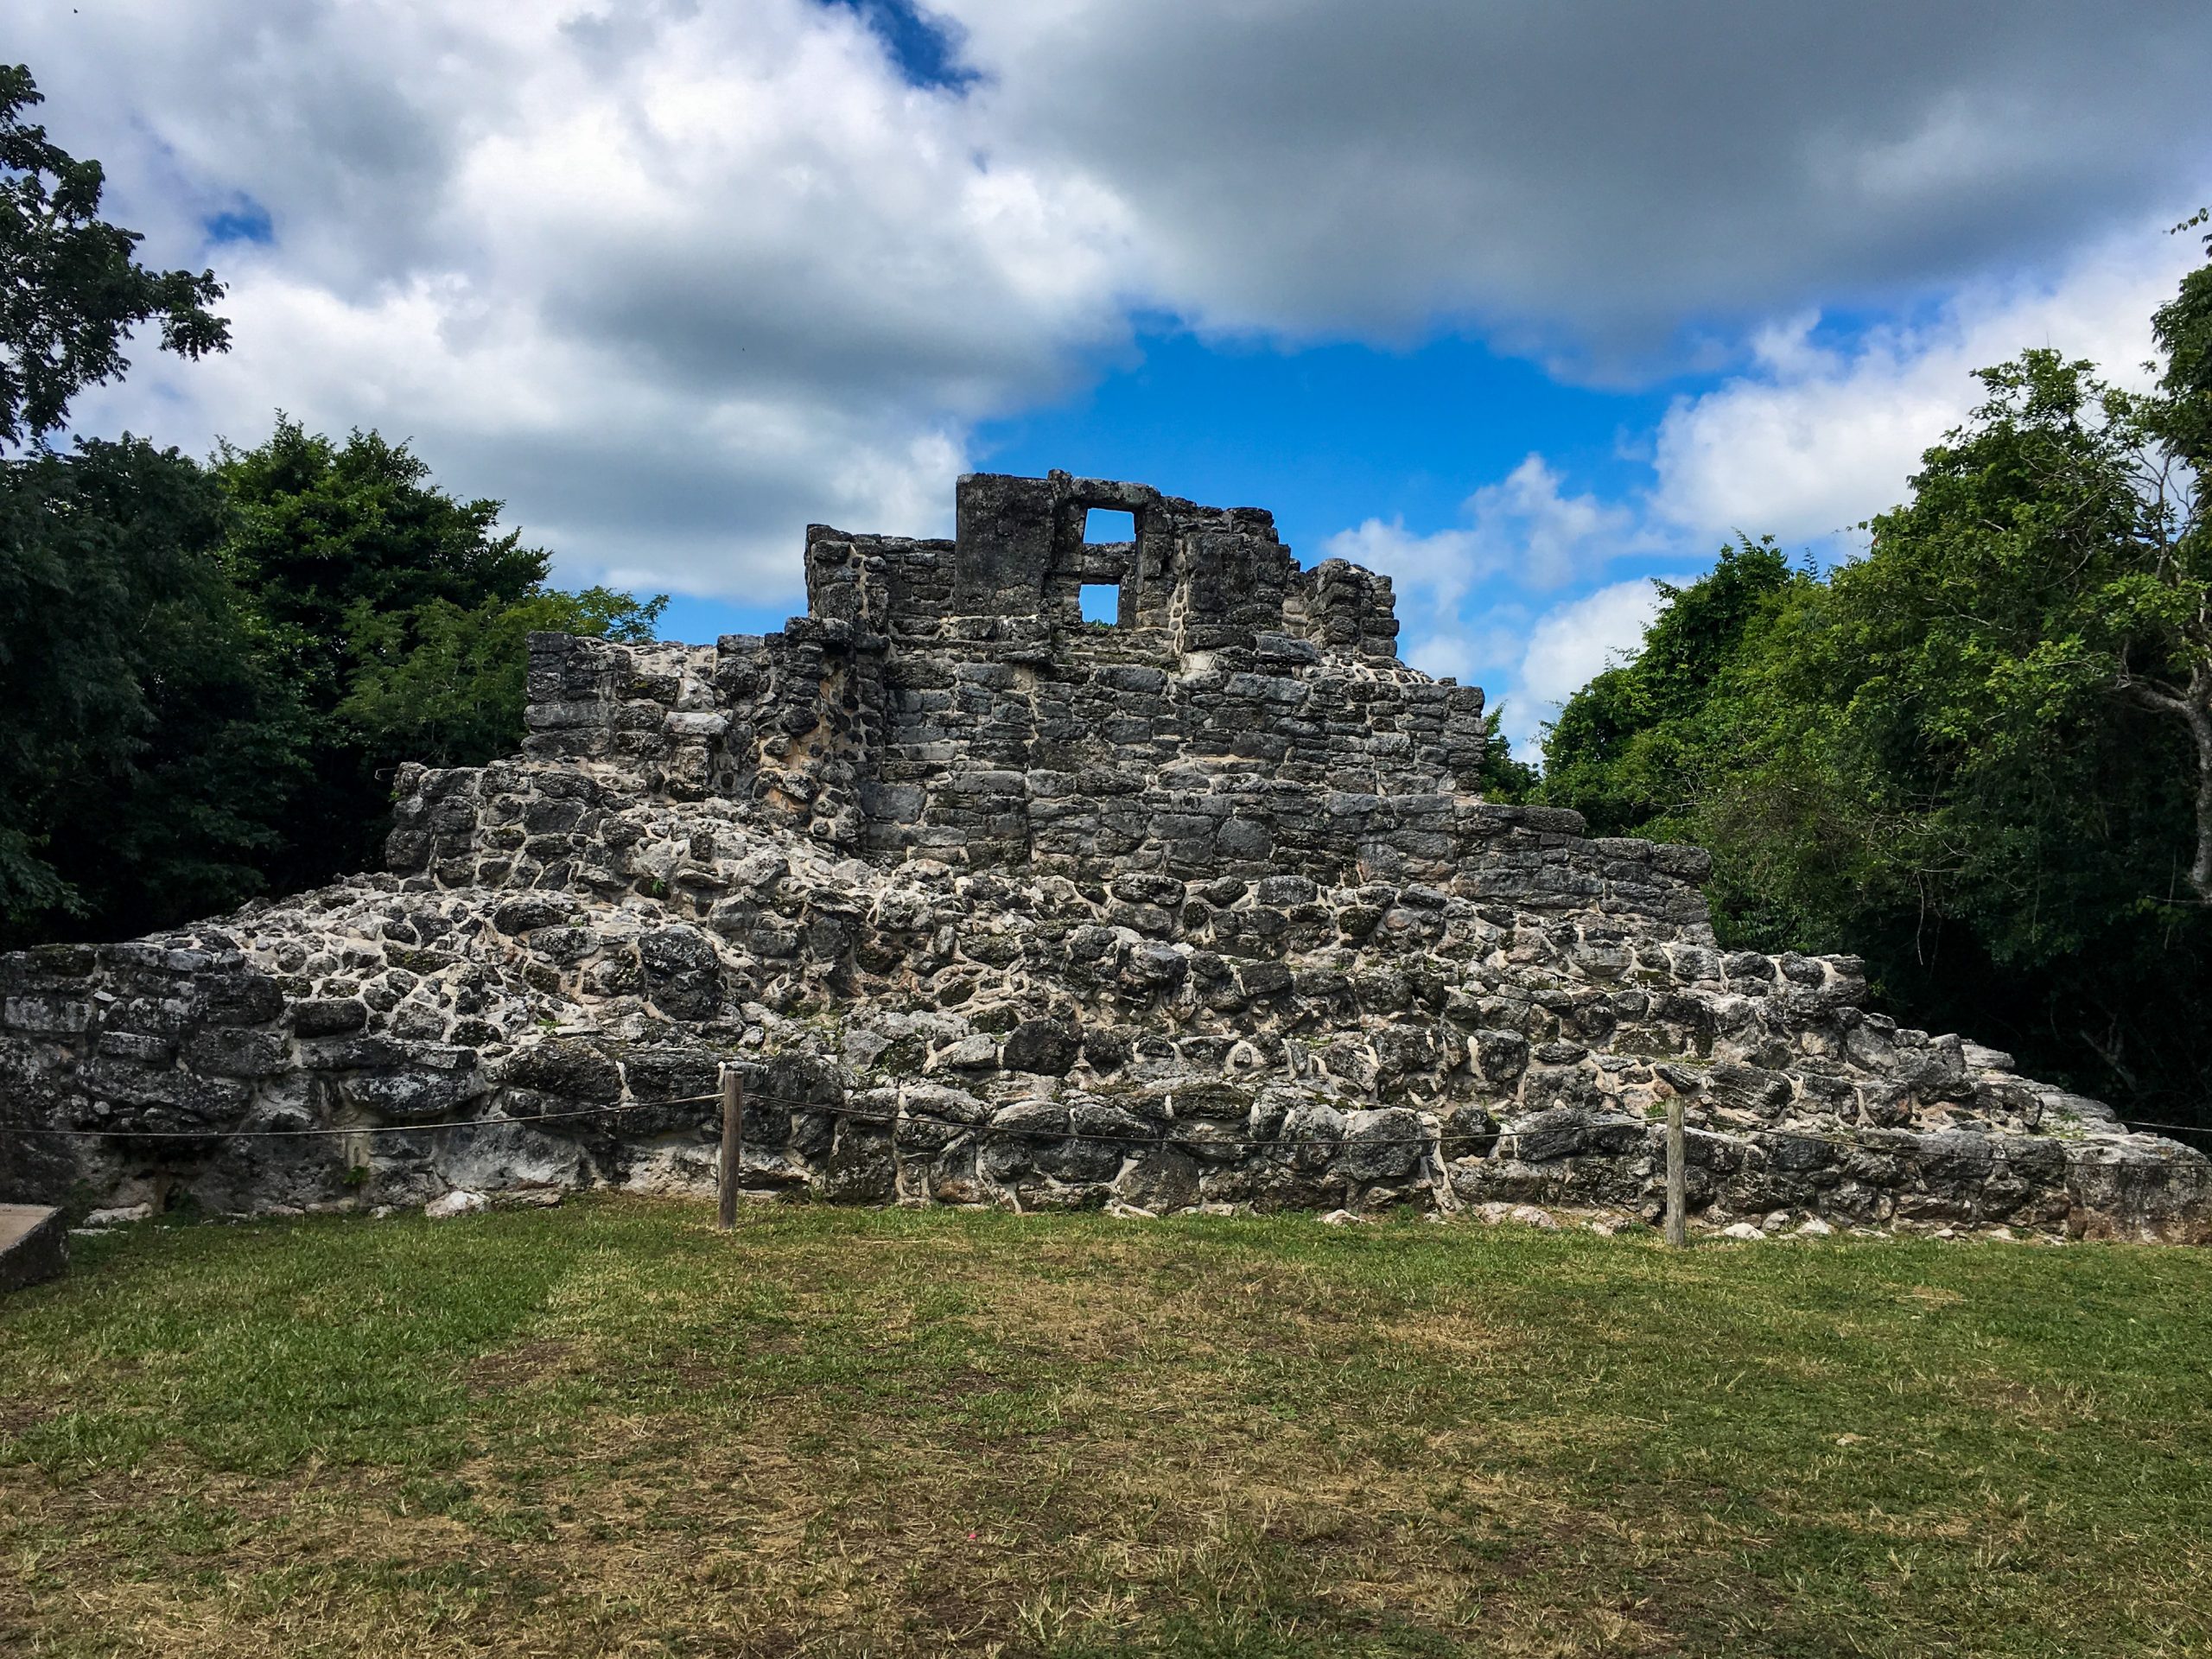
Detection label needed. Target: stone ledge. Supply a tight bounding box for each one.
[0,1205,67,1295]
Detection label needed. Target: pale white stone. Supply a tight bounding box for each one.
[496,1187,564,1208]
[622,1143,718,1198]
[435,1122,582,1193]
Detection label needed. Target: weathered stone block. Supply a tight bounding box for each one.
[639,925,723,1021]
[182,1028,290,1077]
[1002,1018,1079,1076]
[499,1039,622,1103]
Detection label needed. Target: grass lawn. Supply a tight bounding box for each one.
[2,1198,2209,1657]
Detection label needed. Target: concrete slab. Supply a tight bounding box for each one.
[0,1204,67,1294]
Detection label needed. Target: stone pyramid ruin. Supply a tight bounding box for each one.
[3,471,2207,1238]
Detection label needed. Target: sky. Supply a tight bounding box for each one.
[18,0,2212,753]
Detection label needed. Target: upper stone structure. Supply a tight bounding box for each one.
[505,469,1491,881]
[3,473,2207,1239]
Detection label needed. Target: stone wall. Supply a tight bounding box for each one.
[3,470,2207,1240]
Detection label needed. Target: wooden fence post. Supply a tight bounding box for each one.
[1664,1095,1687,1249]
[718,1065,743,1230]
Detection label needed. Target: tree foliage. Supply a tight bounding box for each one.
[1537,537,1804,839]
[208,418,665,891]
[0,65,227,452]
[341,586,666,772]
[1540,255,2212,1123]
[0,439,302,936]
[0,65,665,945]
[1474,709,1540,802]
[0,419,666,946]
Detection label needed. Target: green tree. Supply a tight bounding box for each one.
[0,65,664,941]
[2123,238,2212,896]
[1474,709,1539,802]
[340,585,666,768]
[0,64,226,451]
[212,418,664,887]
[1538,537,1802,838]
[1535,252,2212,1121]
[0,61,276,939]
[0,439,302,941]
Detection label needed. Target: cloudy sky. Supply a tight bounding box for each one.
[21,0,2212,752]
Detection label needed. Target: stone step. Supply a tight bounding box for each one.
[0,1204,67,1295]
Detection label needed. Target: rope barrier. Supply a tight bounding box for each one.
[3,1089,1476,1152]
[2117,1118,2212,1138]
[2,1097,690,1141]
[6,1081,2202,1157]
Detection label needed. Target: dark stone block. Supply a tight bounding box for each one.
[1002,1018,1079,1076]
[992,1100,1071,1137]
[1473,1029,1529,1085]
[0,1205,67,1295]
[1439,1103,1497,1157]
[339,1067,491,1121]
[639,925,723,1021]
[499,1039,622,1103]
[623,1047,722,1103]
[493,896,574,934]
[1080,1027,1134,1073]
[203,973,285,1026]
[1116,1146,1198,1211]
[96,1031,175,1065]
[1510,1103,1595,1163]
[182,1027,290,1078]
[1237,960,1294,1000]
[815,1122,897,1202]
[1338,1108,1423,1182]
[79,1058,250,1122]
[1708,1061,1794,1121]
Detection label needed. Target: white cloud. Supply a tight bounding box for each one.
[1324,454,1648,609]
[1402,615,1528,691]
[1517,580,1672,708]
[29,0,1135,604]
[1650,232,2203,545]
[1394,583,1667,763]
[1474,458,1650,589]
[1324,520,1479,614]
[1330,445,1677,753]
[1360,233,2206,744]
[1326,455,1662,740]
[1472,578,1674,756]
[16,0,2212,610]
[949,0,2212,357]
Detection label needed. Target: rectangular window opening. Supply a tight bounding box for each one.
[1084,508,1135,543]
[1079,583,1123,626]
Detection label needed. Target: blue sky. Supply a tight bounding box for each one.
[23,0,2212,753]
[655,325,1682,640]
[653,232,2200,751]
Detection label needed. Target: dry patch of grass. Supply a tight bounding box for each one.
[3,1198,2210,1656]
